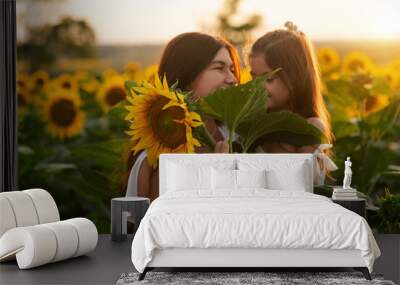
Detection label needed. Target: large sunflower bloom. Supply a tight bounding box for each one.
[125,75,202,168]
[97,75,128,112]
[43,90,85,139]
[342,52,374,74]
[317,47,340,73]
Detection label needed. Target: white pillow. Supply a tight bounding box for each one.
[167,162,212,191]
[236,169,267,189]
[266,161,308,191]
[212,168,237,190]
[237,159,310,192]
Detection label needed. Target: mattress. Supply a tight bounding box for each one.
[131,189,380,273]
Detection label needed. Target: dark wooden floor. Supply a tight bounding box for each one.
[1,234,395,284]
[0,235,134,285]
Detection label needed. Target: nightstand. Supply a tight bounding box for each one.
[111,197,150,242]
[331,198,366,218]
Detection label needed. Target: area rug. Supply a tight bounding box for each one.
[116,271,395,285]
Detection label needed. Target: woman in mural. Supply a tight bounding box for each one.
[124,32,241,200]
[248,22,338,185]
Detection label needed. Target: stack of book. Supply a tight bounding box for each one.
[332,187,358,200]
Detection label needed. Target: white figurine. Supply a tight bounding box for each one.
[343,157,352,189]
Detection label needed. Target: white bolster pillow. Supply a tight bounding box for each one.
[0,189,60,238]
[0,226,57,268]
[0,191,39,228]
[23,188,60,224]
[0,196,17,237]
[64,218,98,257]
[0,218,98,269]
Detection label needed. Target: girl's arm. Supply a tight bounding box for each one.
[137,159,152,198]
[149,167,159,201]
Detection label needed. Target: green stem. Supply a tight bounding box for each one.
[196,126,216,151]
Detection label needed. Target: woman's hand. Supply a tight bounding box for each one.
[214,140,229,153]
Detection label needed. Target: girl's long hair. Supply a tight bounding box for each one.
[251,29,333,143]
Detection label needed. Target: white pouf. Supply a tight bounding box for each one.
[0,189,98,269]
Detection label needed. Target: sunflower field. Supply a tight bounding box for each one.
[17,49,400,233]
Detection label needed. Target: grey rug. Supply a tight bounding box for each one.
[116,271,396,285]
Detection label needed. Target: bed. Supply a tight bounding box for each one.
[130,154,380,281]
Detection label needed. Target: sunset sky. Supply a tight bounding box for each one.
[17,0,400,45]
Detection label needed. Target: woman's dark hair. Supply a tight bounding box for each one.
[121,32,241,196]
[158,32,241,91]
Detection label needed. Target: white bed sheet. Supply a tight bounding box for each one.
[131,189,380,273]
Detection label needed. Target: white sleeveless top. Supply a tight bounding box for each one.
[125,125,236,197]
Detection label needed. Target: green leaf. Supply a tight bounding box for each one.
[236,111,324,152]
[370,77,392,95]
[332,120,359,139]
[325,78,370,121]
[34,163,77,172]
[200,75,267,126]
[199,74,272,151]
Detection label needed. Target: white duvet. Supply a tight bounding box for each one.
[131,189,380,273]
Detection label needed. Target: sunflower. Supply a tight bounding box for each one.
[52,74,79,93]
[317,47,340,73]
[29,70,49,93]
[43,90,85,139]
[102,68,119,81]
[375,67,399,91]
[17,73,30,91]
[74,70,100,94]
[74,70,89,82]
[345,106,358,119]
[342,52,374,74]
[124,62,143,82]
[364,95,390,115]
[125,75,202,168]
[345,94,389,119]
[97,75,128,112]
[81,76,100,94]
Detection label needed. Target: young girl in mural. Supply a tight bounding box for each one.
[248,22,338,185]
[124,32,241,200]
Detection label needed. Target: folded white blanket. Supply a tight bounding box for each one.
[131,189,380,273]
